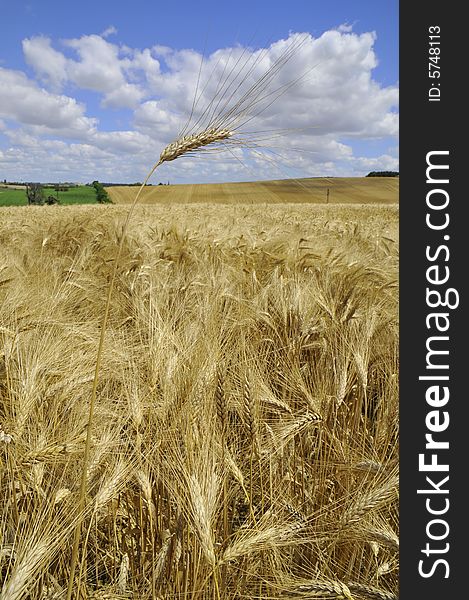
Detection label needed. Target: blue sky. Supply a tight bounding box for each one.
[0,0,398,184]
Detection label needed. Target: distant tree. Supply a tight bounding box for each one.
[366,171,399,177]
[26,183,45,205]
[45,195,59,205]
[92,180,112,203]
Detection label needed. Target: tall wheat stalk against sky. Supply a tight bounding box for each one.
[66,32,314,599]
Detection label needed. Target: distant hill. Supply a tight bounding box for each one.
[107,176,399,205]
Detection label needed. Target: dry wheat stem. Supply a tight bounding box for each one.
[66,123,239,598]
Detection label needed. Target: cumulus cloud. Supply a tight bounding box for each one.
[0,29,398,182]
[131,31,397,142]
[23,33,145,108]
[64,34,145,107]
[0,67,97,135]
[65,35,123,91]
[130,30,398,180]
[23,36,67,89]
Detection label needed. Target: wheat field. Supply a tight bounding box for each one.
[0,201,398,599]
[107,177,399,206]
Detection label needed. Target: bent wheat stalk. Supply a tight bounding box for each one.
[66,126,235,599]
[67,34,311,599]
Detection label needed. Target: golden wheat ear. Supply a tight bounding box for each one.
[159,128,232,163]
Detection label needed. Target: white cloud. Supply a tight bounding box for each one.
[101,83,145,109]
[134,100,183,139]
[91,130,156,154]
[0,29,398,182]
[22,36,67,89]
[131,31,397,142]
[101,26,118,39]
[23,34,145,108]
[0,144,111,182]
[64,34,122,92]
[350,154,399,173]
[336,23,355,33]
[20,29,398,141]
[0,67,97,135]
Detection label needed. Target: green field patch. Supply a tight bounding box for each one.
[0,188,26,206]
[0,185,99,206]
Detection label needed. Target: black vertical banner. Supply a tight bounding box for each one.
[400,2,465,598]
